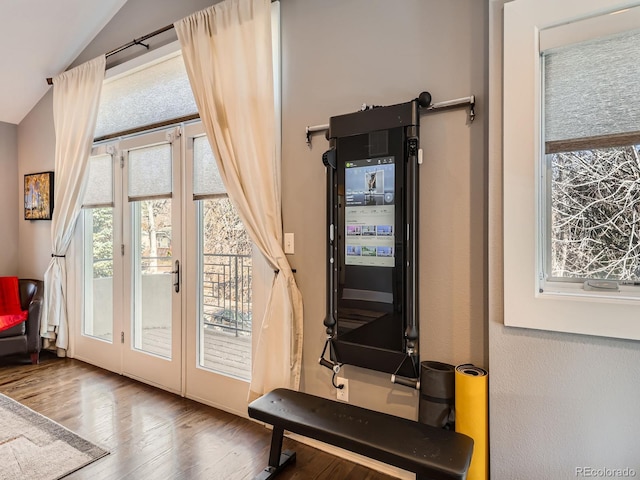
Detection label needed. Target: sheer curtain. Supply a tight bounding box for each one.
[175,0,303,400]
[41,56,106,355]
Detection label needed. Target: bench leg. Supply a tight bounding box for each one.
[254,426,296,480]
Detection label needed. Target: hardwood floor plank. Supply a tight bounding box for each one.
[0,353,398,480]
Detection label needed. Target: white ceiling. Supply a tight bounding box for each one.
[0,0,128,125]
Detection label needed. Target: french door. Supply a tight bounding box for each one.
[183,122,252,415]
[120,129,183,393]
[75,129,182,393]
[74,123,254,415]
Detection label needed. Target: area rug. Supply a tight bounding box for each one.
[0,393,108,480]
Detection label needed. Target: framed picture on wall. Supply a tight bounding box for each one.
[24,171,54,220]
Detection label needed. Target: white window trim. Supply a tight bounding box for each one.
[503,0,640,340]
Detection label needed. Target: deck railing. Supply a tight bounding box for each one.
[93,253,252,337]
[201,253,252,336]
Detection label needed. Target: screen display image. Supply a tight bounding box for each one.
[344,157,395,268]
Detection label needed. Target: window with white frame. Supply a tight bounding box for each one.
[541,27,640,289]
[503,0,640,340]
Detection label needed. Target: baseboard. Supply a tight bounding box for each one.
[285,432,413,480]
[184,392,247,420]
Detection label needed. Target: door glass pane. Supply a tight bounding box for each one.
[132,198,173,358]
[83,154,113,207]
[83,208,113,341]
[193,136,225,197]
[129,144,172,200]
[198,198,252,380]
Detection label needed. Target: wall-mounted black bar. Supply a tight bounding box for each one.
[305,95,475,147]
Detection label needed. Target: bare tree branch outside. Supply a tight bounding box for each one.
[550,145,640,281]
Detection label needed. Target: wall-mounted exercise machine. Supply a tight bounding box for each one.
[317,92,475,389]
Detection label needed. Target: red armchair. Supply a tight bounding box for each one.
[0,279,43,364]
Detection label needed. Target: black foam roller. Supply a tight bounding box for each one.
[418,361,455,430]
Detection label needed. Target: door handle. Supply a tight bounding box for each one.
[171,260,180,293]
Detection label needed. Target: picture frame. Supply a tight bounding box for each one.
[24,171,54,220]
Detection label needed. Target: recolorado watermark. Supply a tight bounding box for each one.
[576,467,637,478]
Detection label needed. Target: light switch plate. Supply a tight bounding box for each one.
[284,232,294,254]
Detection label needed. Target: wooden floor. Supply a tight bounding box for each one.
[0,353,396,480]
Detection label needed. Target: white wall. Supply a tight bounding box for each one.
[489,1,640,478]
[0,121,18,275]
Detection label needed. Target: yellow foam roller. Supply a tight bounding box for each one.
[455,364,488,480]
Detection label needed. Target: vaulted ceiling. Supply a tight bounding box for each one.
[0,0,127,125]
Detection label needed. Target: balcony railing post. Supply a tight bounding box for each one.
[199,252,252,336]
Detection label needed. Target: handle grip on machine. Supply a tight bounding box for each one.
[319,357,334,370]
[391,374,420,390]
[319,337,341,373]
[319,358,341,374]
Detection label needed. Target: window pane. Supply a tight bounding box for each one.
[83,154,113,207]
[132,199,173,358]
[193,136,225,197]
[198,198,252,380]
[549,145,640,281]
[128,143,172,200]
[95,53,197,138]
[543,29,640,143]
[83,208,113,341]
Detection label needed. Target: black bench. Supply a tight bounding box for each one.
[248,388,474,480]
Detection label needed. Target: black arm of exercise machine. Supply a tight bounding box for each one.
[404,95,426,355]
[318,146,344,388]
[322,146,337,338]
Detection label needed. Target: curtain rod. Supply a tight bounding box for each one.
[46,0,280,85]
[46,23,175,85]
